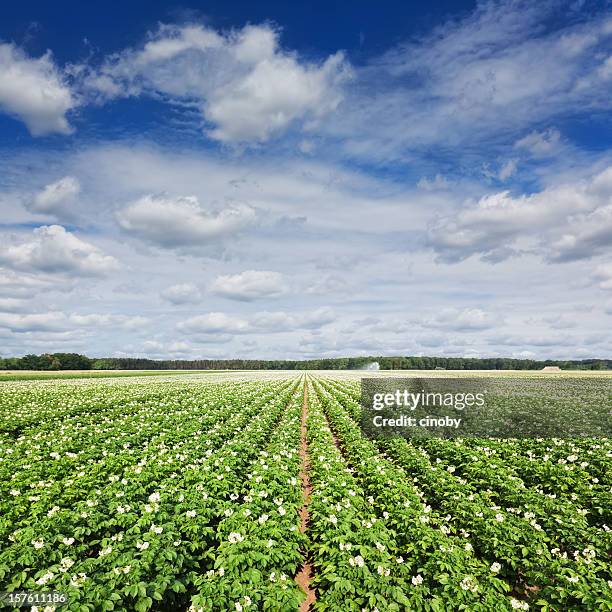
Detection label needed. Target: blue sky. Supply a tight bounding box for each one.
[0,0,611,360]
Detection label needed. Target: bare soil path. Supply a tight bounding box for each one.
[295,378,316,611]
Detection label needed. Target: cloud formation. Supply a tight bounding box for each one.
[427,166,612,263]
[0,311,146,333]
[0,268,65,298]
[27,176,81,216]
[0,43,75,135]
[592,263,612,290]
[424,308,501,332]
[160,283,202,305]
[0,225,119,276]
[514,128,562,157]
[210,270,286,301]
[0,4,610,361]
[82,24,350,143]
[116,194,256,248]
[177,307,335,335]
[325,2,612,161]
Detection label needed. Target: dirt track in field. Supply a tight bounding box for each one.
[295,380,316,611]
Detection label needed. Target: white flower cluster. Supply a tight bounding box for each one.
[228,532,244,544]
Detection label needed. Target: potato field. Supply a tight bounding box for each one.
[0,372,610,611]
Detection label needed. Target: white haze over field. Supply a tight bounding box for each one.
[360,362,381,371]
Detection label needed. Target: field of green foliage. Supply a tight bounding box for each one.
[0,373,610,611]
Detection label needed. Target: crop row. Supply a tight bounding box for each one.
[0,378,299,611]
[310,380,517,611]
[306,382,417,610]
[323,379,611,535]
[188,385,306,611]
[317,378,612,611]
[1,380,269,532]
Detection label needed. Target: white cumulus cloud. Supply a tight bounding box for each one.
[177,312,249,334]
[428,166,612,263]
[0,225,119,276]
[0,43,75,135]
[177,307,335,335]
[116,194,256,248]
[82,23,350,143]
[28,176,81,215]
[210,270,286,301]
[160,283,202,304]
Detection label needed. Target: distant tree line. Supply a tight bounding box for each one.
[0,353,610,371]
[0,353,93,370]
